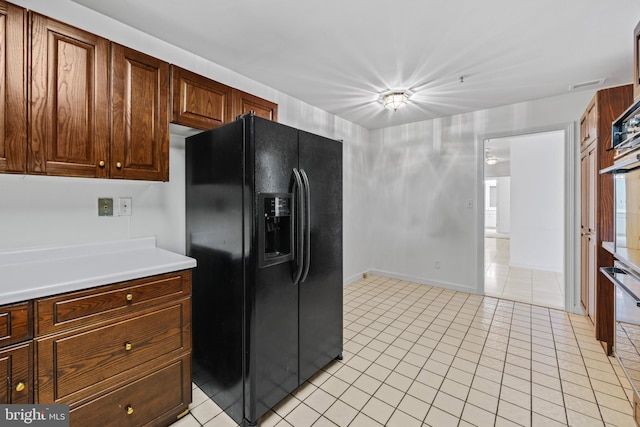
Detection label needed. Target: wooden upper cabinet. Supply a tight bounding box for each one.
[580,100,597,147]
[634,20,640,101]
[29,12,110,178]
[232,89,278,122]
[0,1,27,174]
[111,44,169,181]
[171,66,232,130]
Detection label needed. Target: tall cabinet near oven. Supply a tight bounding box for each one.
[580,84,633,352]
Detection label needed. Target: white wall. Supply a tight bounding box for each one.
[496,177,511,234]
[1,0,372,284]
[368,90,592,295]
[509,132,564,272]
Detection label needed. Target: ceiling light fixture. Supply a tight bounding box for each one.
[380,91,411,111]
[485,156,498,165]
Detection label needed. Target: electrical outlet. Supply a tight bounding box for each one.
[466,199,473,208]
[434,260,440,269]
[98,198,113,216]
[119,197,132,216]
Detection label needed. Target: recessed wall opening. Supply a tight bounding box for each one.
[483,130,565,309]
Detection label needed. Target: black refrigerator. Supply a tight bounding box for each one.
[185,114,343,426]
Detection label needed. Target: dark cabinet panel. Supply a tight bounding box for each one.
[171,66,232,130]
[0,342,32,404]
[111,43,169,181]
[579,85,633,353]
[233,89,278,122]
[0,1,26,174]
[29,12,109,178]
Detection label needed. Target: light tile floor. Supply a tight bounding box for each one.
[173,275,636,427]
[485,237,565,309]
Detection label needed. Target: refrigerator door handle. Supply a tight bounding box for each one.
[292,168,304,284]
[300,169,311,283]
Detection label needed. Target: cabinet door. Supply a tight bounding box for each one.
[111,43,169,181]
[0,342,32,404]
[29,13,109,178]
[587,103,597,143]
[580,115,588,146]
[587,234,596,320]
[171,66,232,130]
[580,151,588,230]
[0,2,26,174]
[580,234,588,312]
[588,145,597,233]
[232,89,278,122]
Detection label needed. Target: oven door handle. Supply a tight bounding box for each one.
[600,267,640,307]
[599,153,640,174]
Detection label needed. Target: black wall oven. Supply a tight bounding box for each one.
[601,262,640,387]
[601,99,640,404]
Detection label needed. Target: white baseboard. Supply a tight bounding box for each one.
[368,269,480,295]
[343,271,368,286]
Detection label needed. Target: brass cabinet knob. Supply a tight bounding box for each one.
[126,405,134,415]
[116,162,123,169]
[15,382,25,392]
[98,160,105,167]
[126,293,133,301]
[125,342,132,351]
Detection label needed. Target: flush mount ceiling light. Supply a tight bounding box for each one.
[379,90,412,111]
[484,148,498,165]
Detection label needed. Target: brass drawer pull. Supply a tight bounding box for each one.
[126,405,133,415]
[125,342,132,351]
[126,293,133,301]
[99,160,105,167]
[116,162,123,169]
[15,382,25,392]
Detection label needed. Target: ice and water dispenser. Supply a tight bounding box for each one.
[258,193,294,267]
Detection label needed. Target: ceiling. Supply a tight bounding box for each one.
[71,0,640,130]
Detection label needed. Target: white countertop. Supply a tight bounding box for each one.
[0,237,196,305]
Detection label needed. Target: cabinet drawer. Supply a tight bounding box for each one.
[0,342,32,404]
[70,355,190,427]
[36,299,190,403]
[0,301,32,347]
[36,270,191,335]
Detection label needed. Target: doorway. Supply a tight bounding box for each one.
[483,130,566,309]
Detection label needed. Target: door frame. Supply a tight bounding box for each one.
[476,122,578,312]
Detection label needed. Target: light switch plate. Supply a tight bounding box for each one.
[98,198,113,216]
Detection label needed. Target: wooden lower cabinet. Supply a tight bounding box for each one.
[0,342,32,404]
[0,300,33,404]
[33,270,192,426]
[69,355,190,427]
[36,300,190,403]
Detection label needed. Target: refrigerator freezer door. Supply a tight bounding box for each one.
[245,117,301,423]
[297,130,343,384]
[185,119,245,423]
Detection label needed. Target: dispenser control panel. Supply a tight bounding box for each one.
[259,193,294,268]
[264,197,291,217]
